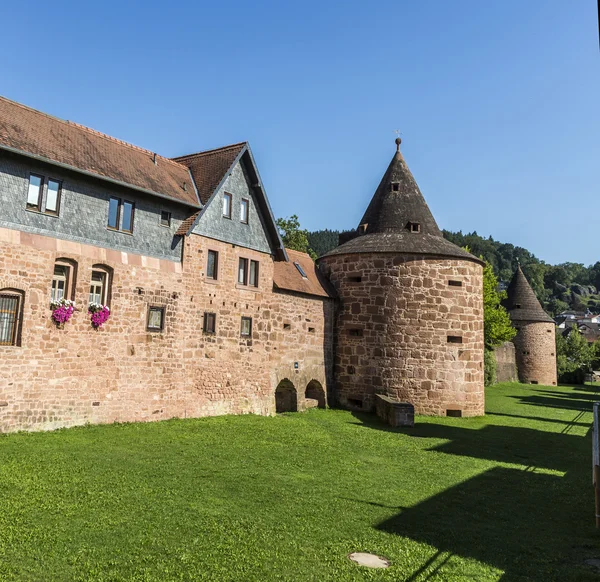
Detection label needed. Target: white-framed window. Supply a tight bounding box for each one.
[249,260,259,287]
[45,179,61,214]
[240,198,249,224]
[238,258,248,285]
[51,259,77,302]
[223,193,232,219]
[26,174,43,210]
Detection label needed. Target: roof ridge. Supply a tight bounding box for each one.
[0,95,188,171]
[172,142,247,161]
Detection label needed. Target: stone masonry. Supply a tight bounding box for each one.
[0,227,333,432]
[321,254,484,416]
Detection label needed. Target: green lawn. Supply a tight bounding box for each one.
[1,383,599,581]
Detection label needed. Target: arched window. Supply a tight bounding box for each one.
[0,288,24,347]
[89,264,113,306]
[51,259,77,302]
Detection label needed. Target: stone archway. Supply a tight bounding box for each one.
[305,379,326,409]
[275,379,298,413]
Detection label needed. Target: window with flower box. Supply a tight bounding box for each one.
[51,259,77,302]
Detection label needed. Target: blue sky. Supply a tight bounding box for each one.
[1,1,598,265]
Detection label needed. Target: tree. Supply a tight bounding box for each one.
[276,215,317,260]
[482,260,516,349]
[556,328,593,384]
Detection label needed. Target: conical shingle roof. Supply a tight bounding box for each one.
[502,265,554,323]
[323,140,481,263]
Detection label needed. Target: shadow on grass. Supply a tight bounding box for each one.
[352,412,587,471]
[351,408,596,581]
[486,411,590,428]
[377,466,594,581]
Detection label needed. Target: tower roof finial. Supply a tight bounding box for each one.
[394,129,402,152]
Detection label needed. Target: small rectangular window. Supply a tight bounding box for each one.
[241,316,252,337]
[249,260,259,287]
[223,193,232,218]
[203,312,216,334]
[348,328,363,337]
[447,335,462,344]
[294,262,307,278]
[448,280,462,287]
[108,197,120,229]
[410,222,421,233]
[26,174,43,210]
[45,179,61,215]
[308,327,315,333]
[238,258,248,285]
[348,276,362,283]
[0,293,22,346]
[122,201,134,233]
[147,306,165,332]
[283,323,291,330]
[390,183,400,192]
[160,210,171,227]
[240,198,249,224]
[207,250,218,280]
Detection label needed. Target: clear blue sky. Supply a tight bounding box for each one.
[1,1,598,265]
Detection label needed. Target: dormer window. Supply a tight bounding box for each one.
[407,222,421,233]
[358,223,368,234]
[390,182,400,192]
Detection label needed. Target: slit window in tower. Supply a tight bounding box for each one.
[390,182,400,192]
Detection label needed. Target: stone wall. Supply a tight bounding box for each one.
[0,227,333,433]
[320,253,484,417]
[0,150,188,261]
[494,341,518,383]
[512,322,557,386]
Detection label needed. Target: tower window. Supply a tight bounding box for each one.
[348,328,363,337]
[390,182,400,192]
[447,335,462,344]
[408,222,421,233]
[147,306,165,332]
[448,280,462,287]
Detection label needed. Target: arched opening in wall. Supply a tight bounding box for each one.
[305,380,326,408]
[89,264,113,307]
[275,379,297,413]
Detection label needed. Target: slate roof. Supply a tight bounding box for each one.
[502,265,554,323]
[0,95,199,207]
[273,249,336,298]
[323,141,482,264]
[172,143,246,205]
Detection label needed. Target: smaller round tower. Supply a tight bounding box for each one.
[503,266,557,386]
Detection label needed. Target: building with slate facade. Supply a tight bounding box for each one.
[502,266,557,386]
[0,97,488,432]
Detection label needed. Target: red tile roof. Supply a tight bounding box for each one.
[0,96,200,207]
[172,142,246,205]
[273,249,336,299]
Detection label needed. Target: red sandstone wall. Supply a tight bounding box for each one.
[512,322,557,386]
[0,228,333,432]
[320,253,484,416]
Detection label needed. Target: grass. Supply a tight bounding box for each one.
[1,383,599,581]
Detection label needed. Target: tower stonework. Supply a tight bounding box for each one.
[503,266,557,386]
[320,141,485,417]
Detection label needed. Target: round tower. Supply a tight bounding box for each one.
[503,266,557,386]
[320,139,485,417]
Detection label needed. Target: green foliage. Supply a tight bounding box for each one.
[0,384,598,581]
[482,261,516,349]
[306,229,340,258]
[276,215,317,260]
[484,349,497,387]
[556,328,593,384]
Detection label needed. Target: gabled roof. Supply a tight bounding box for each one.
[323,140,482,264]
[174,143,287,260]
[172,142,246,205]
[0,95,200,207]
[273,249,336,298]
[502,265,554,323]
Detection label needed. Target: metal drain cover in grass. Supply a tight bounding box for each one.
[348,552,390,568]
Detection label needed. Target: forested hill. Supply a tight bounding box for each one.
[307,229,600,315]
